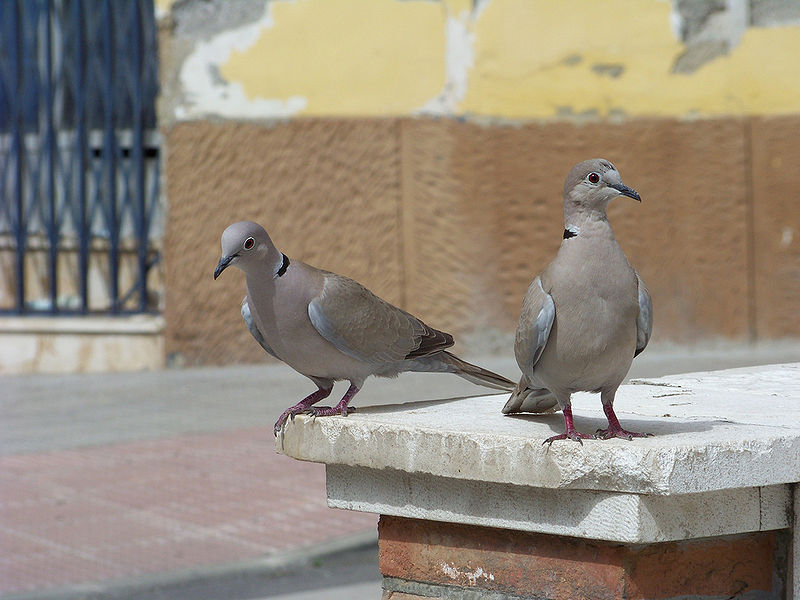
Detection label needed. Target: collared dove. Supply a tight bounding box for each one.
[214,221,515,435]
[504,159,653,443]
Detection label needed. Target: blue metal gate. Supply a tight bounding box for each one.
[0,0,160,315]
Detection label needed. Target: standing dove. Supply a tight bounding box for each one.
[504,159,653,443]
[214,222,515,435]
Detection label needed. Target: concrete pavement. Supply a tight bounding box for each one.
[2,341,800,598]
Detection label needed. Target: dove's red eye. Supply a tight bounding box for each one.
[244,237,255,250]
[587,172,601,184]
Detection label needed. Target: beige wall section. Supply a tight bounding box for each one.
[164,116,800,365]
[165,120,403,365]
[400,118,751,342]
[751,116,800,340]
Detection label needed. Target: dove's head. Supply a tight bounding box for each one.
[563,159,640,216]
[214,221,281,280]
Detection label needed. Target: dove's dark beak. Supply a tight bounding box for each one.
[214,255,235,280]
[609,182,641,202]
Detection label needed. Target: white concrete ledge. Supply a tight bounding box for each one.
[279,364,800,496]
[0,315,165,334]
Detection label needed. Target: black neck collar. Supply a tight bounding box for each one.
[563,228,577,239]
[276,254,290,277]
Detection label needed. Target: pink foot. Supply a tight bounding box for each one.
[274,387,332,436]
[307,404,357,417]
[543,406,593,445]
[306,383,360,419]
[595,426,652,441]
[596,403,653,440]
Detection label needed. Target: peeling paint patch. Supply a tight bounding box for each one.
[417,4,475,114]
[173,0,268,40]
[669,0,747,73]
[176,3,307,120]
[671,40,729,74]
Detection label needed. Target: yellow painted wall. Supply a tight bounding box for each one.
[171,0,800,119]
[221,0,448,115]
[464,0,800,118]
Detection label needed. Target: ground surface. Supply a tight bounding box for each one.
[2,342,799,599]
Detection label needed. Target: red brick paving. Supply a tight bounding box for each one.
[0,427,377,596]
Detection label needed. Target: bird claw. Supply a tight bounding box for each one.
[306,405,356,418]
[595,427,653,440]
[542,430,594,445]
[273,408,307,436]
[272,384,358,435]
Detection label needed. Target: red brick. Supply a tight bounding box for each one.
[379,516,626,599]
[624,534,777,598]
[378,516,780,600]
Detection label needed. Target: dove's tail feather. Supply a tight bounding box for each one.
[435,351,516,391]
[502,378,560,414]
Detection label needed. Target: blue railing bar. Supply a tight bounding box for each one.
[43,0,59,313]
[131,1,147,312]
[73,0,89,313]
[12,1,26,314]
[147,145,160,244]
[102,0,119,313]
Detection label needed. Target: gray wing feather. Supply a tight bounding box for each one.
[308,274,436,365]
[634,272,653,357]
[514,277,555,376]
[241,297,279,360]
[307,299,370,361]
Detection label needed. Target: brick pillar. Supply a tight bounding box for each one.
[378,516,788,600]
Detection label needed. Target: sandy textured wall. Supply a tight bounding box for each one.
[165,116,800,365]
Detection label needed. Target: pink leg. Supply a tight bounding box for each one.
[543,406,594,445]
[595,403,652,440]
[273,387,332,436]
[307,383,360,418]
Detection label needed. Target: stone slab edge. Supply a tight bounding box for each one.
[326,465,791,543]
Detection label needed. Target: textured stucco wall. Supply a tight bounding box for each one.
[165,116,800,365]
[158,1,800,365]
